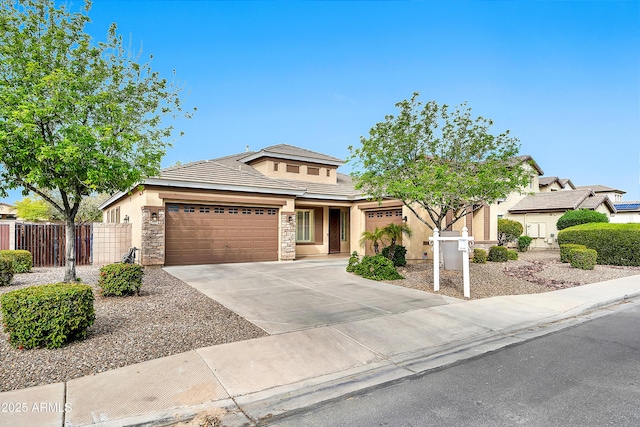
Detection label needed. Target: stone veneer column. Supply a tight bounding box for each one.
[141,206,165,266]
[280,211,296,261]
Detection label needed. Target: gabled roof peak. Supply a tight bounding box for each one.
[238,144,344,166]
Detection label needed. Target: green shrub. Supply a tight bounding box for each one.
[488,246,509,262]
[0,250,33,273]
[507,249,519,260]
[556,209,609,231]
[497,219,524,246]
[0,283,95,349]
[346,251,360,273]
[352,255,403,281]
[517,236,533,252]
[558,223,640,266]
[98,263,144,296]
[560,244,587,263]
[381,245,408,267]
[569,248,597,270]
[0,257,13,286]
[472,248,487,264]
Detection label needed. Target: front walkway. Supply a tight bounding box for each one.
[164,258,455,334]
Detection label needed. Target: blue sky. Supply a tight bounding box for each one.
[4,0,640,202]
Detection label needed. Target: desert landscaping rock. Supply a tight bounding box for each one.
[388,250,640,300]
[0,266,267,392]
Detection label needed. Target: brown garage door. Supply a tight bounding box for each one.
[165,204,279,265]
[364,209,403,255]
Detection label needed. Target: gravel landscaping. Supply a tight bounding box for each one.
[0,266,267,393]
[388,249,640,300]
[1,250,639,393]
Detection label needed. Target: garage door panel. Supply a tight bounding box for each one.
[166,204,278,265]
[364,209,403,255]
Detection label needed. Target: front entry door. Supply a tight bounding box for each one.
[329,209,341,254]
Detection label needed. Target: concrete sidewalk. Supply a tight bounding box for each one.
[2,274,640,427]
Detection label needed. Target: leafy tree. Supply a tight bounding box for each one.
[14,197,49,221]
[381,223,412,260]
[359,227,386,255]
[349,92,532,231]
[497,218,523,246]
[556,209,609,231]
[0,0,192,281]
[46,193,109,223]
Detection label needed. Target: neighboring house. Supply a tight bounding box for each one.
[0,202,17,220]
[611,201,640,223]
[504,190,616,248]
[538,176,575,192]
[574,184,625,203]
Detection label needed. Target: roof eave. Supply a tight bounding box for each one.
[240,151,344,167]
[143,178,306,197]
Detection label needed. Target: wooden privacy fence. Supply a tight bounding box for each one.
[14,223,92,267]
[0,224,9,250]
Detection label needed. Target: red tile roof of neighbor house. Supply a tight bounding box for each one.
[508,190,616,214]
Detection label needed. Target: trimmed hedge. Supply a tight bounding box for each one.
[497,219,524,246]
[0,250,32,273]
[381,245,408,267]
[1,283,95,349]
[517,236,533,252]
[507,249,519,260]
[556,209,608,231]
[0,257,13,286]
[558,223,640,266]
[98,263,144,296]
[350,254,403,281]
[488,246,509,262]
[560,244,587,263]
[569,248,597,270]
[472,248,487,264]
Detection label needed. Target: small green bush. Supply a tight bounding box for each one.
[0,257,14,286]
[488,246,509,262]
[98,263,144,296]
[507,249,519,260]
[0,250,33,273]
[557,223,640,266]
[472,248,487,264]
[497,219,524,246]
[0,283,95,349]
[560,244,587,263]
[381,245,408,267]
[517,236,533,252]
[556,209,608,231]
[352,255,403,281]
[569,248,597,270]
[346,251,360,273]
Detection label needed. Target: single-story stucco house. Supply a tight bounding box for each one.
[98,144,618,266]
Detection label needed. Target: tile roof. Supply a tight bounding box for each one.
[559,178,575,189]
[150,146,360,199]
[574,185,626,194]
[539,176,560,187]
[238,144,344,166]
[508,190,615,214]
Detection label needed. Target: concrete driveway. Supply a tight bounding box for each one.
[164,258,453,334]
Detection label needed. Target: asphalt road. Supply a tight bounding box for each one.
[265,301,640,427]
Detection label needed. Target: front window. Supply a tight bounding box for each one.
[296,210,314,242]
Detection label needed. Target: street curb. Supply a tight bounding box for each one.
[72,293,640,427]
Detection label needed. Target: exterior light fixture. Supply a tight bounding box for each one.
[402,216,408,223]
[151,212,158,222]
[123,215,129,223]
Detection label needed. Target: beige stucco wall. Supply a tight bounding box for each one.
[610,212,640,223]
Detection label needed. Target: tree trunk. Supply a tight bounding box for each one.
[64,217,76,282]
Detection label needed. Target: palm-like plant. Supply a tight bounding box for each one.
[382,223,413,259]
[359,227,386,255]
